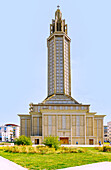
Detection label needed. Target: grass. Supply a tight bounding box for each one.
[0,147,111,169]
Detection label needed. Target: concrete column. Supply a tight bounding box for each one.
[56,115,58,136]
[102,118,104,144]
[70,115,72,145]
[85,115,86,145]
[97,119,98,144]
[54,36,56,94]
[30,116,32,136]
[37,117,39,135]
[93,117,94,136]
[20,118,22,136]
[32,115,34,136]
[42,114,44,140]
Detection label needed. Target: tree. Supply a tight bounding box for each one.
[15,135,32,145]
[43,136,60,150]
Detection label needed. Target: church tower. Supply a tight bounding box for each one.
[47,7,71,97]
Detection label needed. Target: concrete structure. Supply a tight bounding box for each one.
[0,156,27,170]
[58,162,111,170]
[104,125,109,142]
[18,7,105,145]
[0,124,20,142]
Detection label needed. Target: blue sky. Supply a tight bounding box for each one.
[0,0,111,125]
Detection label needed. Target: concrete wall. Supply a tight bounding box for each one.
[19,112,104,145]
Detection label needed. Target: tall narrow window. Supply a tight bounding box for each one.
[25,120,27,136]
[97,119,98,137]
[48,116,52,135]
[87,117,88,136]
[37,118,39,136]
[57,23,61,31]
[76,116,80,136]
[38,106,40,112]
[87,117,93,136]
[62,116,66,129]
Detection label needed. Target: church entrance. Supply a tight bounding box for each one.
[89,139,94,145]
[35,139,39,144]
[60,137,69,144]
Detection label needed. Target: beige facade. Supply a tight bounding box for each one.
[18,7,105,145]
[19,105,105,145]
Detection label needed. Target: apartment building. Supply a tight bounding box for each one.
[0,124,20,142]
[104,125,109,142]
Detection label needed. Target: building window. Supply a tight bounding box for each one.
[38,106,40,112]
[54,106,57,110]
[76,116,80,136]
[76,106,79,110]
[25,120,27,136]
[4,127,6,132]
[60,106,63,110]
[81,106,84,110]
[48,116,52,136]
[62,116,66,129]
[49,106,52,110]
[37,118,39,136]
[71,106,73,110]
[87,118,89,136]
[65,106,68,110]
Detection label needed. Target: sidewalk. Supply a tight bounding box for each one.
[60,144,102,147]
[58,162,111,170]
[0,156,27,170]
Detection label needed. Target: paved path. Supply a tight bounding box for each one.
[0,156,27,170]
[58,162,111,170]
[61,145,103,147]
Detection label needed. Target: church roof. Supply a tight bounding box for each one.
[42,94,79,105]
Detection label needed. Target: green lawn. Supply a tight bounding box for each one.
[0,148,111,170]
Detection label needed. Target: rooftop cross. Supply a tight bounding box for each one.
[57,5,60,9]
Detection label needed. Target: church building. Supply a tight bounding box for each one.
[18,7,105,145]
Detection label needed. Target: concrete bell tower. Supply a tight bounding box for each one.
[47,6,71,97]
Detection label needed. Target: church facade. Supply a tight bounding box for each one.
[18,8,105,145]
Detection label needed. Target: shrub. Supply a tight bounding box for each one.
[0,147,4,150]
[15,135,32,145]
[62,147,78,153]
[103,146,111,152]
[77,148,85,153]
[95,146,111,152]
[4,146,13,152]
[12,146,20,153]
[0,143,5,145]
[2,145,86,154]
[60,147,86,153]
[43,136,60,150]
[27,146,36,153]
[36,145,46,149]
